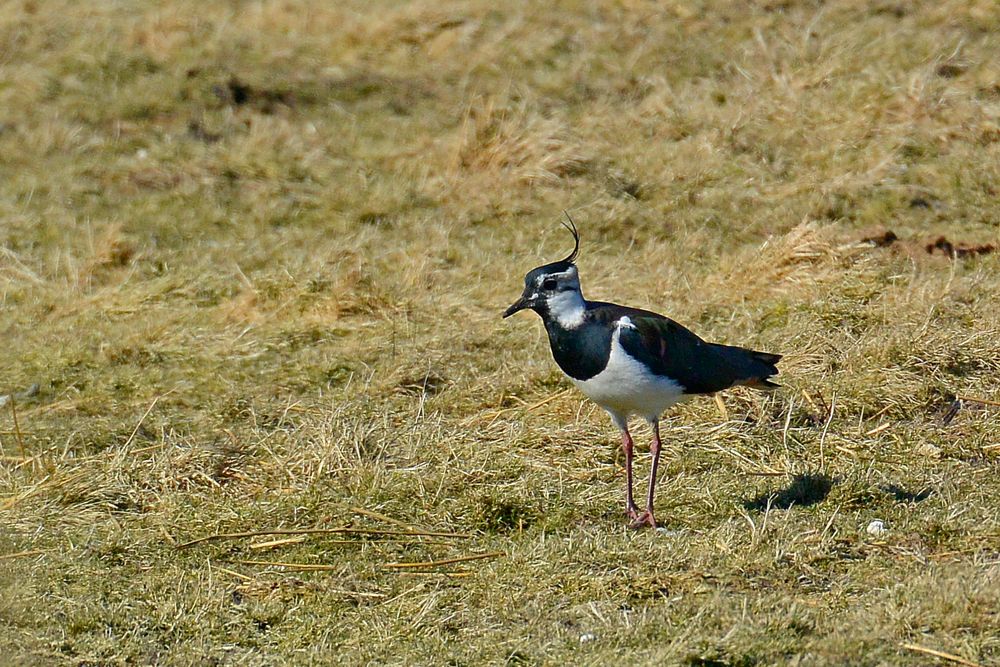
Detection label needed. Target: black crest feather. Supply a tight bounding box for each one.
[560,211,580,264]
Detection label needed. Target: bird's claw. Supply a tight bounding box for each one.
[628,510,657,530]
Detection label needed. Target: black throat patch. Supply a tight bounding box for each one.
[541,313,613,381]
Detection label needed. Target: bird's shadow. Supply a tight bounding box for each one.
[880,483,932,503]
[743,473,834,511]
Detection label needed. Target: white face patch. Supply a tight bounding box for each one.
[547,289,586,328]
[538,266,585,328]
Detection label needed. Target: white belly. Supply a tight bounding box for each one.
[570,329,685,423]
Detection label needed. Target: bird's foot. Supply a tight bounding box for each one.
[628,510,657,530]
[626,504,640,522]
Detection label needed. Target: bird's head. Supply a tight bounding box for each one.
[503,215,585,324]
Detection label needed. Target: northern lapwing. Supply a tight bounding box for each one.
[503,217,782,529]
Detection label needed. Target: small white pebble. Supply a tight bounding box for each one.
[136,149,149,159]
[579,633,596,644]
[866,519,887,536]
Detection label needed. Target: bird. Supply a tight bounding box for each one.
[502,216,782,529]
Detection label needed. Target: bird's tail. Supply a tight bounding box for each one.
[712,345,783,390]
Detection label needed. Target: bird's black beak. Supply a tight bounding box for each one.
[502,294,532,318]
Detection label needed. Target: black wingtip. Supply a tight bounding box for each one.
[752,351,782,366]
[746,350,781,390]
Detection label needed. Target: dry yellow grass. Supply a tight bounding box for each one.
[2,0,1000,664]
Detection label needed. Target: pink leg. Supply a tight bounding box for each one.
[622,426,639,520]
[630,420,661,529]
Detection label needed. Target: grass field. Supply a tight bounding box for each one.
[3,1,1000,664]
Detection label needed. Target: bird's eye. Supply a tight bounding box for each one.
[542,278,558,290]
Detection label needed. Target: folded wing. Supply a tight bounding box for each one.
[618,314,781,394]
